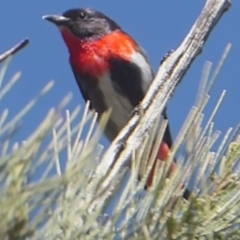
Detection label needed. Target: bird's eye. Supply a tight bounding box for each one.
[79,11,87,19]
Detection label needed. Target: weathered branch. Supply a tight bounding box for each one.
[97,0,231,186]
[0,38,29,63]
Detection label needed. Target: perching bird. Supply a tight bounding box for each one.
[43,8,190,198]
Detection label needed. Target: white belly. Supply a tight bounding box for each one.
[98,73,133,131]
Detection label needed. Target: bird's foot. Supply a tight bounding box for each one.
[131,104,144,118]
[160,49,174,65]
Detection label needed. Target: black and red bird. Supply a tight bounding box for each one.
[43,8,189,197]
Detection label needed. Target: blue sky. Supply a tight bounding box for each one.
[1,1,239,173]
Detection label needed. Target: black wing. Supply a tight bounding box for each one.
[109,56,146,107]
[109,50,173,148]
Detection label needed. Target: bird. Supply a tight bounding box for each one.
[43,8,190,199]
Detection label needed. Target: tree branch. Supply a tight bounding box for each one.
[98,0,231,186]
[0,38,29,63]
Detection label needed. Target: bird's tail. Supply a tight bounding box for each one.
[145,110,191,199]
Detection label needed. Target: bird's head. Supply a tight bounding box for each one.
[43,8,121,41]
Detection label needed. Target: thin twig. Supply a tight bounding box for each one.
[0,38,29,63]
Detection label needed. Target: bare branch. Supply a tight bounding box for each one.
[98,0,231,185]
[0,38,29,63]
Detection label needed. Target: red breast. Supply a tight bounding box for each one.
[60,28,138,78]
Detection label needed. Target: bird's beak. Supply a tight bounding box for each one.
[42,15,70,26]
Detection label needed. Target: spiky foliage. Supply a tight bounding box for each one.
[1,41,240,240]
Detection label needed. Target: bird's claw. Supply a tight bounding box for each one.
[131,105,139,117]
[131,104,144,118]
[160,49,174,65]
